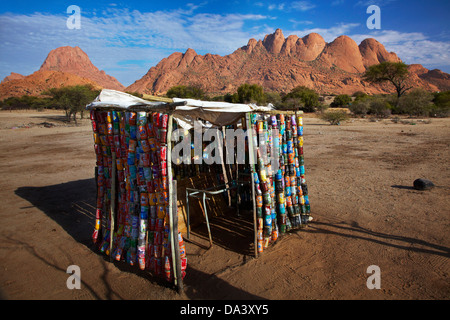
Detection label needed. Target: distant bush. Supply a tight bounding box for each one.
[224,93,239,103]
[349,99,370,116]
[331,94,352,108]
[315,103,329,113]
[236,83,266,105]
[433,90,450,107]
[281,86,319,112]
[352,91,368,102]
[1,95,53,111]
[2,85,99,122]
[347,90,449,118]
[320,110,349,125]
[397,89,434,117]
[208,86,280,107]
[431,91,450,117]
[209,95,226,102]
[125,91,143,98]
[264,91,282,108]
[367,98,392,118]
[349,94,392,118]
[166,85,205,100]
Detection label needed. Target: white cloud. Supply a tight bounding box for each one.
[350,30,450,69]
[264,1,315,12]
[1,6,449,88]
[289,19,314,27]
[0,9,269,86]
[355,0,397,7]
[290,23,361,42]
[284,23,450,71]
[291,1,316,11]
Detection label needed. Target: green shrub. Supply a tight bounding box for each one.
[330,94,352,108]
[349,99,370,116]
[397,89,434,116]
[224,93,238,103]
[237,83,266,105]
[320,110,350,125]
[429,104,450,117]
[368,98,391,118]
[264,91,282,108]
[431,91,450,117]
[315,103,329,113]
[125,91,143,98]
[1,95,54,111]
[352,91,368,103]
[166,85,205,100]
[281,86,319,112]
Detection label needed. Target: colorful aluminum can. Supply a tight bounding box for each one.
[159,129,167,144]
[159,161,167,176]
[256,195,263,208]
[161,114,169,129]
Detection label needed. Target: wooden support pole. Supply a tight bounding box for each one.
[109,151,116,262]
[172,180,183,293]
[167,114,181,290]
[220,126,231,207]
[245,113,258,258]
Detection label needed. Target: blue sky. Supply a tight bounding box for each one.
[1,0,449,86]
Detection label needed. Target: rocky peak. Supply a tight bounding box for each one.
[1,72,26,83]
[320,35,366,73]
[302,33,326,47]
[359,38,401,67]
[242,38,258,54]
[262,28,286,54]
[181,48,197,65]
[40,46,90,71]
[122,30,450,96]
[298,33,326,60]
[280,35,300,56]
[39,46,124,90]
[408,64,429,75]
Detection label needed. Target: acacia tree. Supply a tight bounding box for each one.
[363,62,412,103]
[282,86,319,112]
[45,85,99,123]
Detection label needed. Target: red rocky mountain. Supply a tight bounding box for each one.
[126,28,449,96]
[0,70,101,100]
[2,30,449,101]
[39,46,124,91]
[1,46,124,99]
[1,72,26,83]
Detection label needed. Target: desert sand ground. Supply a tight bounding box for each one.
[0,109,449,300]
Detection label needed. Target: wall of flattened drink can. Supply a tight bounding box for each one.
[89,107,312,285]
[89,109,186,283]
[249,112,311,254]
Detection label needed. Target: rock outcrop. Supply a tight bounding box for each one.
[39,46,124,91]
[1,46,124,99]
[1,72,26,83]
[2,30,449,100]
[0,70,100,100]
[126,29,449,96]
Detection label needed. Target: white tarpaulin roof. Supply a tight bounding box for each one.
[86,89,274,129]
[86,89,167,110]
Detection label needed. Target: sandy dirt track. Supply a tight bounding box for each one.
[0,110,449,300]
